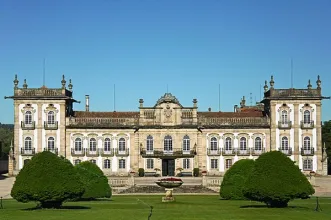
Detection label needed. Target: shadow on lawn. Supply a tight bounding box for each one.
[240,205,310,210]
[23,205,91,211]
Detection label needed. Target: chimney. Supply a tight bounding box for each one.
[139,99,144,108]
[85,95,90,112]
[208,107,211,112]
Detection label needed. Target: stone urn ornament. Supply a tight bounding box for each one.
[155,177,183,202]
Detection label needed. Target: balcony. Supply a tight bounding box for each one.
[71,148,85,156]
[237,149,250,156]
[278,121,292,129]
[44,121,58,130]
[100,148,114,157]
[115,148,130,157]
[301,147,314,156]
[207,148,221,156]
[251,148,265,156]
[21,121,35,130]
[43,147,58,155]
[21,148,35,156]
[86,149,99,157]
[222,149,236,156]
[300,121,314,129]
[140,148,196,158]
[278,148,292,155]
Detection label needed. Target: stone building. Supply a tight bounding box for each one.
[4,74,328,176]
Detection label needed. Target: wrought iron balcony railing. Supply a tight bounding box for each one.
[43,147,58,155]
[251,148,265,155]
[21,148,35,156]
[207,148,221,156]
[44,121,58,130]
[140,148,196,158]
[278,148,292,155]
[71,148,86,156]
[21,121,35,130]
[300,121,314,129]
[278,121,292,129]
[115,148,130,156]
[86,149,99,156]
[237,149,250,156]
[301,147,314,156]
[100,148,114,156]
[222,149,236,156]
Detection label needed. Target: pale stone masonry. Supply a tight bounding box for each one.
[4,74,329,176]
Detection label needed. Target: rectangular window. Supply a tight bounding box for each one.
[211,159,218,169]
[225,159,232,169]
[119,159,126,169]
[303,159,313,171]
[147,159,154,169]
[183,158,190,169]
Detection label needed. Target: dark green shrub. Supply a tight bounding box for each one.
[243,151,315,207]
[11,151,84,208]
[138,168,144,177]
[193,168,199,177]
[75,161,111,200]
[220,159,255,200]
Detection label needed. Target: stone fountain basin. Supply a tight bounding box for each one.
[155,181,183,188]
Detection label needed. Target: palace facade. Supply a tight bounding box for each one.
[5,74,328,176]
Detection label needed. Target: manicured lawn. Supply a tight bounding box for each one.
[1,195,330,220]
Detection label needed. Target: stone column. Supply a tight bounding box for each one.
[293,103,299,164]
[37,103,43,153]
[197,131,203,170]
[315,103,323,174]
[270,102,277,151]
[60,103,66,157]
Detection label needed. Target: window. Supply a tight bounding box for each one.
[74,138,82,151]
[211,159,218,169]
[89,138,97,151]
[146,135,153,151]
[48,137,55,151]
[255,137,262,151]
[164,135,173,151]
[118,138,126,151]
[104,159,111,169]
[304,110,311,124]
[183,135,190,151]
[281,137,289,150]
[119,159,126,169]
[147,159,154,169]
[104,138,111,152]
[210,137,218,151]
[90,159,96,164]
[225,159,232,169]
[303,136,311,150]
[240,137,247,150]
[47,111,55,124]
[183,158,190,169]
[225,137,232,150]
[74,159,81,165]
[24,137,32,150]
[281,110,288,124]
[25,111,32,124]
[303,159,313,171]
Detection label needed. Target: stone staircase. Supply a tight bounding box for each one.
[0,174,15,199]
[118,185,218,194]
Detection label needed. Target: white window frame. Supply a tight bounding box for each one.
[104,138,111,152]
[225,159,232,169]
[211,159,218,169]
[183,158,190,169]
[164,135,173,152]
[146,159,154,169]
[104,159,111,169]
[89,138,97,151]
[118,138,126,151]
[119,159,126,169]
[254,137,262,151]
[74,138,82,152]
[210,137,218,151]
[303,159,313,171]
[183,135,190,152]
[47,137,55,151]
[146,135,154,152]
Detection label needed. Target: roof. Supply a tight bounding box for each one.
[74,111,139,118]
[198,110,264,117]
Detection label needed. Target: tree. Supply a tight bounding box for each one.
[75,161,111,200]
[243,151,315,208]
[322,120,331,174]
[0,124,14,159]
[11,151,84,208]
[220,159,255,200]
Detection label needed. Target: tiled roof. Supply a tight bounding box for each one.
[198,110,264,117]
[74,111,139,118]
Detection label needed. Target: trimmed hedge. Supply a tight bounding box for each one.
[11,152,84,208]
[220,159,255,200]
[243,151,315,207]
[75,161,112,200]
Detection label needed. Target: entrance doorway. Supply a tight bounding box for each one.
[162,159,175,176]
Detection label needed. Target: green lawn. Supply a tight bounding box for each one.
[1,195,330,220]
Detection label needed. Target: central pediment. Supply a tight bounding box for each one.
[154,93,182,108]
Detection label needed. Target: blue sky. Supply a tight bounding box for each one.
[1,0,330,123]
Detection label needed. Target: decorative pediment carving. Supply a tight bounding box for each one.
[44,104,59,113]
[21,104,36,113]
[154,93,182,107]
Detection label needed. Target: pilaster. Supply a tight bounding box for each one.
[315,103,323,174]
[293,103,299,164]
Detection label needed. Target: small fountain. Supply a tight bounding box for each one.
[155,177,183,202]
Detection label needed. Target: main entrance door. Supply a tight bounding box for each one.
[162,159,175,176]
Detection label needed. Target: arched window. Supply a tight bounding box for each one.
[281,110,288,124]
[281,137,288,150]
[74,138,82,151]
[183,135,190,151]
[225,137,232,150]
[47,111,55,124]
[89,138,97,151]
[90,159,96,164]
[118,138,126,151]
[74,159,81,165]
[304,110,311,124]
[210,137,218,151]
[254,137,262,151]
[25,111,32,124]
[24,137,32,150]
[48,137,55,151]
[146,135,154,151]
[104,138,111,152]
[164,135,172,151]
[240,137,247,150]
[104,159,111,169]
[303,136,311,150]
